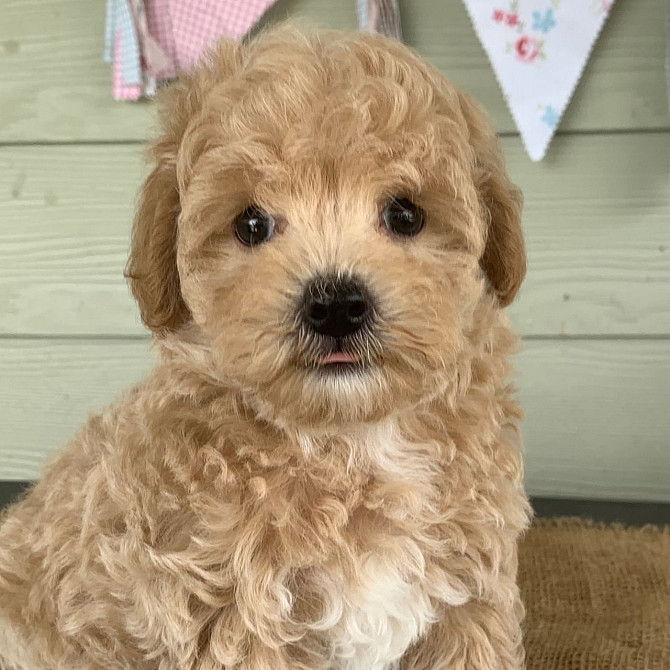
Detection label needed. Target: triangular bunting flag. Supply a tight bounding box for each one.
[461,0,615,160]
[168,0,277,71]
[103,0,280,98]
[105,1,406,100]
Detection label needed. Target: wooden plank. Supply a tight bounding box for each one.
[505,132,670,337]
[0,339,667,501]
[0,145,147,335]
[1,133,668,337]
[519,340,670,502]
[0,0,667,142]
[0,0,153,143]
[0,340,155,480]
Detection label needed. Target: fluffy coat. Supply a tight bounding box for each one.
[0,27,529,670]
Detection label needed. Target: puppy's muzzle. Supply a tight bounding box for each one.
[302,276,370,339]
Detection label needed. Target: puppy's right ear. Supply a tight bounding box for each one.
[126,131,187,336]
[126,41,240,336]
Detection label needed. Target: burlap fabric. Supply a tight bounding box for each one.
[519,518,670,669]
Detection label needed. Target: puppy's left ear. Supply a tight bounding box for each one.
[459,93,526,308]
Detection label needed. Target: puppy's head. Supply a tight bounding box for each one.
[127,28,524,429]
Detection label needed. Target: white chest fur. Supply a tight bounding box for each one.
[298,419,468,669]
[327,554,437,670]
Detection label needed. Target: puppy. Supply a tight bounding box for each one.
[0,27,529,670]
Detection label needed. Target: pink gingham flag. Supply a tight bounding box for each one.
[145,0,177,79]
[168,0,278,71]
[104,0,407,99]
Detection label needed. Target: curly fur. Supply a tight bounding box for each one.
[0,26,529,670]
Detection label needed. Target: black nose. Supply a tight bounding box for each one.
[303,276,370,338]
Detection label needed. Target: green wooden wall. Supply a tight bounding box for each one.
[1,0,668,500]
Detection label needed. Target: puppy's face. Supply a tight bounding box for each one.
[128,30,525,429]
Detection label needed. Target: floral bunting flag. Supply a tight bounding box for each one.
[461,0,615,160]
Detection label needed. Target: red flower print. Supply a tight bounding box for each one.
[515,36,540,63]
[505,13,519,27]
[492,9,504,22]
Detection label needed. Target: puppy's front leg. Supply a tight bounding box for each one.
[0,485,74,670]
[399,596,525,670]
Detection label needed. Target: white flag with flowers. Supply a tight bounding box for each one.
[461,0,615,160]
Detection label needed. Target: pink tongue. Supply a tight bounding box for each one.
[319,351,357,365]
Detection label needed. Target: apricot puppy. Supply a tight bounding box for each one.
[0,27,529,670]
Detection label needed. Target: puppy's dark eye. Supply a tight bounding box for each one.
[234,206,275,247]
[382,198,425,237]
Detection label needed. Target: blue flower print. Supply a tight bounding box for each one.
[541,105,559,128]
[532,9,556,34]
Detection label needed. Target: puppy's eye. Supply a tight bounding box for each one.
[234,206,275,247]
[382,198,425,237]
